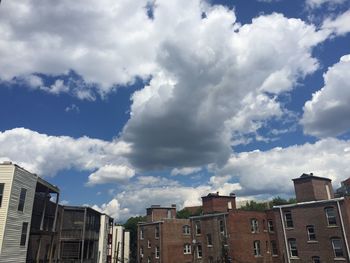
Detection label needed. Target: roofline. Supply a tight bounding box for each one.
[190,212,228,219]
[138,221,163,226]
[292,175,331,182]
[37,177,60,193]
[273,197,344,209]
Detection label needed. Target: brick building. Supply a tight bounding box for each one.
[273,173,350,263]
[138,193,280,263]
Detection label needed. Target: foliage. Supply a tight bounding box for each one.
[123,216,146,263]
[240,196,296,211]
[176,207,202,219]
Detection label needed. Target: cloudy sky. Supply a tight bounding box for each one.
[1,0,350,222]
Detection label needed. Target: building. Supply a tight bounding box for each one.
[138,194,280,263]
[111,225,130,263]
[98,214,114,263]
[336,177,350,197]
[0,162,60,263]
[273,173,350,263]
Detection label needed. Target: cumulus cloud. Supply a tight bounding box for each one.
[122,8,328,170]
[0,128,134,185]
[171,167,202,176]
[215,138,350,196]
[301,54,350,137]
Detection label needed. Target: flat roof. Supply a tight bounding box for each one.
[292,173,331,182]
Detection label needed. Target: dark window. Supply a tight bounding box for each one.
[140,227,144,240]
[207,234,212,246]
[268,220,274,232]
[18,188,27,212]
[288,238,298,257]
[0,183,4,207]
[20,222,29,246]
[183,225,190,235]
[219,220,225,234]
[148,240,151,248]
[271,240,278,255]
[307,225,316,241]
[197,244,202,258]
[285,211,293,228]
[147,256,151,263]
[155,225,159,238]
[253,240,261,256]
[312,256,320,263]
[155,246,160,258]
[251,218,259,233]
[325,207,337,226]
[331,238,344,258]
[195,221,201,235]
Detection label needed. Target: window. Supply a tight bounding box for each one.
[219,220,225,234]
[183,225,190,235]
[197,244,202,258]
[268,220,274,232]
[20,222,29,246]
[155,246,160,259]
[207,234,212,246]
[271,240,278,256]
[147,240,151,248]
[251,219,259,233]
[140,247,144,258]
[0,183,4,207]
[183,243,191,254]
[288,238,298,257]
[155,225,159,239]
[325,207,337,226]
[18,188,27,212]
[253,240,261,256]
[307,225,316,241]
[209,257,214,263]
[331,238,344,258]
[167,209,172,218]
[147,256,151,263]
[140,227,144,240]
[284,211,294,228]
[312,256,320,263]
[195,221,201,235]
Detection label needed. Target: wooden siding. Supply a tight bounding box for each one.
[0,165,37,263]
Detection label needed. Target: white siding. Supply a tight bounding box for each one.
[112,226,124,263]
[123,231,130,263]
[0,165,37,263]
[98,214,110,263]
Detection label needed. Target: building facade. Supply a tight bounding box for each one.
[273,173,350,263]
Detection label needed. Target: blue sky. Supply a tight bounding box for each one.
[1,0,350,222]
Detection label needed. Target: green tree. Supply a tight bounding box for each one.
[176,207,202,218]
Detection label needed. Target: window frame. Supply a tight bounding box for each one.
[251,218,259,233]
[0,183,4,207]
[183,243,191,254]
[284,211,294,228]
[331,238,344,258]
[155,225,159,239]
[155,246,160,259]
[312,256,321,263]
[207,233,213,247]
[325,207,337,226]
[147,240,151,248]
[288,238,298,258]
[140,227,144,240]
[219,219,225,234]
[20,222,29,246]
[18,188,27,212]
[183,225,191,235]
[253,240,261,256]
[306,225,317,241]
[140,246,144,258]
[267,220,274,232]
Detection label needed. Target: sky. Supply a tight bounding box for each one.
[0,0,350,222]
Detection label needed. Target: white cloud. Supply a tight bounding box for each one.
[322,9,350,36]
[87,164,135,186]
[306,0,346,9]
[65,104,80,113]
[122,10,328,170]
[215,138,350,196]
[301,54,350,137]
[0,128,133,184]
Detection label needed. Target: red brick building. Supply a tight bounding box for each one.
[273,173,350,263]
